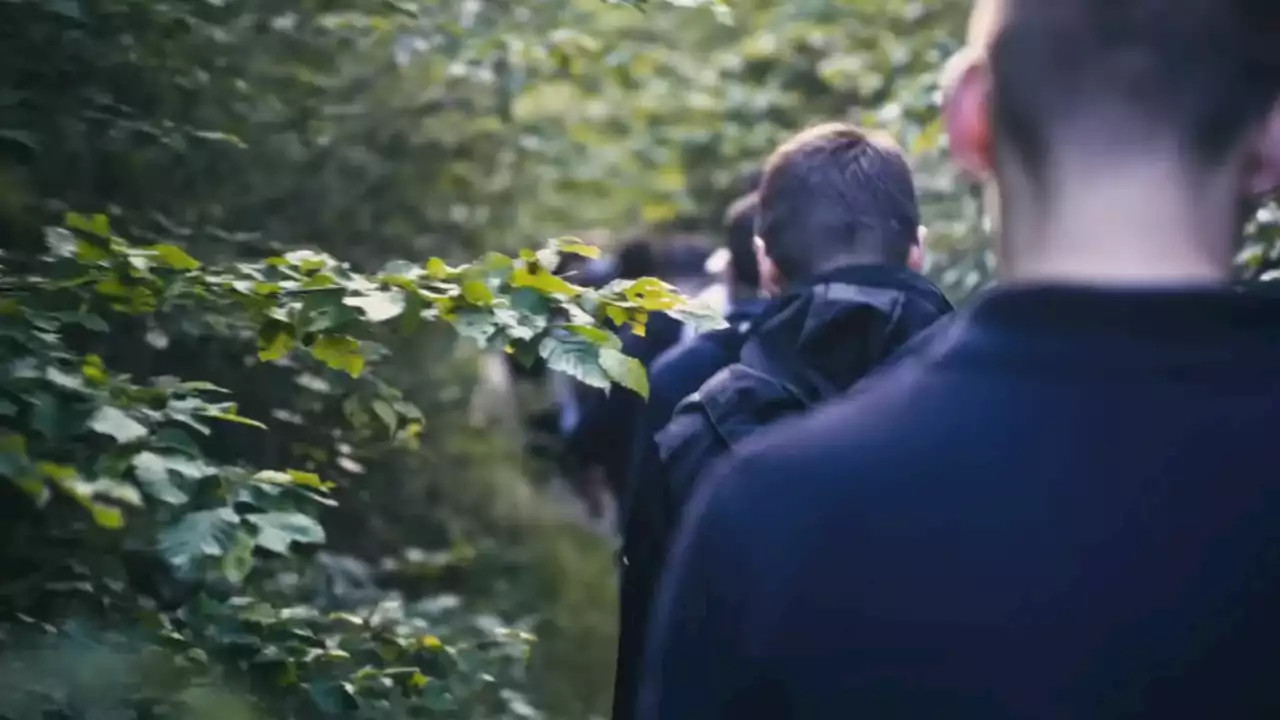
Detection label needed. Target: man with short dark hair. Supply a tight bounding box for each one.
[650,121,951,544]
[620,121,952,719]
[639,1,1280,717]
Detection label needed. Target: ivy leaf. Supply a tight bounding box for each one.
[247,512,326,555]
[158,508,240,576]
[538,334,610,390]
[88,406,149,444]
[599,347,650,399]
[131,451,190,504]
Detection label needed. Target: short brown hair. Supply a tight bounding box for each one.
[722,192,761,290]
[988,0,1280,175]
[756,123,919,280]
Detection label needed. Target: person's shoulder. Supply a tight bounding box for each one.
[701,336,954,506]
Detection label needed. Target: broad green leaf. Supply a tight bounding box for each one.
[566,324,622,349]
[88,406,149,444]
[247,511,326,555]
[65,212,111,238]
[148,244,202,270]
[310,335,365,377]
[623,277,681,311]
[259,330,294,361]
[344,290,407,322]
[222,531,256,585]
[553,238,601,259]
[372,399,397,435]
[461,278,495,305]
[511,264,581,297]
[159,507,240,575]
[451,311,499,345]
[538,334,610,390]
[425,257,454,279]
[599,347,650,399]
[131,451,190,504]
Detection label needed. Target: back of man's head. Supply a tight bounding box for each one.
[946,0,1280,280]
[989,0,1280,176]
[756,123,921,283]
[615,238,659,280]
[723,192,762,292]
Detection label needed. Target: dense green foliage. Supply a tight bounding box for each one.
[4,0,1279,718]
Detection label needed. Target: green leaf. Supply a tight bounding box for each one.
[451,312,498,345]
[201,411,268,430]
[65,212,111,238]
[553,238,602,259]
[247,512,326,555]
[131,451,190,504]
[310,336,365,377]
[159,508,240,575]
[425,257,454,279]
[599,347,650,399]
[512,264,581,297]
[372,400,397,435]
[148,244,202,270]
[566,324,622,349]
[259,331,294,361]
[88,406,149,444]
[252,469,332,491]
[222,531,256,585]
[461,279,495,305]
[344,290,407,322]
[539,334,610,389]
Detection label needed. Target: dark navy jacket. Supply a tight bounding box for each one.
[614,264,952,720]
[640,283,1280,720]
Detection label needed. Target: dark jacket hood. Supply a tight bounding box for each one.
[738,263,953,403]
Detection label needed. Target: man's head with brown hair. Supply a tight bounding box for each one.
[754,122,925,293]
[943,0,1280,284]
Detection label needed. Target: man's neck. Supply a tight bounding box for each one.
[997,164,1239,287]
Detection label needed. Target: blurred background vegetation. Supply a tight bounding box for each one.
[3,0,1279,718]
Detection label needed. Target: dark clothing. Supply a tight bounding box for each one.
[565,312,683,496]
[644,299,769,431]
[655,265,952,501]
[616,265,952,720]
[610,298,768,720]
[639,283,1280,720]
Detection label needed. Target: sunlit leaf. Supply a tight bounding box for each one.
[88,406,149,444]
[599,347,649,399]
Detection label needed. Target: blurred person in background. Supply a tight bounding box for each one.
[563,235,693,522]
[640,0,1280,717]
[611,188,772,720]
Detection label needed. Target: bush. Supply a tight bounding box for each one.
[0,214,719,718]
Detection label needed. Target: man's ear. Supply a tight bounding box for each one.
[942,49,995,181]
[753,236,782,296]
[1246,102,1280,197]
[907,225,928,273]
